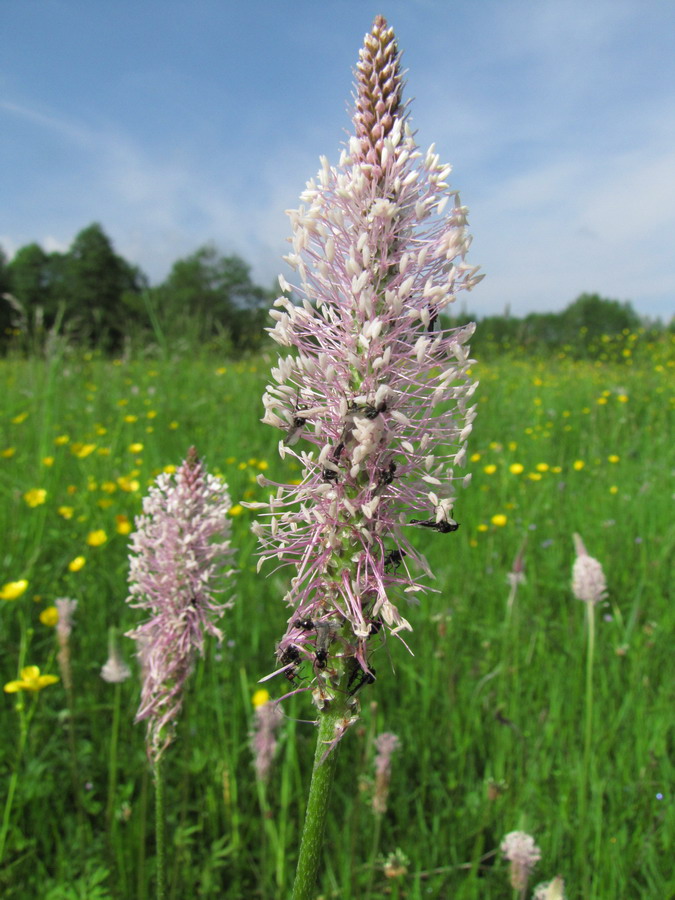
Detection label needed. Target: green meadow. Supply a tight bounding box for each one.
[0,333,673,899]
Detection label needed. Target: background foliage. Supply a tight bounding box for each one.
[0,322,672,898]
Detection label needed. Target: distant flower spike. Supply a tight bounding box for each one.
[572,533,608,605]
[253,15,482,712]
[126,448,235,762]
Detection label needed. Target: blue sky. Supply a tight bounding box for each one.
[2,0,674,319]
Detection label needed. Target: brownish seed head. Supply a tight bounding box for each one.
[353,16,404,170]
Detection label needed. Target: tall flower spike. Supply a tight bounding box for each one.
[254,15,481,714]
[126,448,235,762]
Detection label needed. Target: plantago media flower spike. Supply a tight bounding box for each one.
[254,15,481,713]
[126,447,235,762]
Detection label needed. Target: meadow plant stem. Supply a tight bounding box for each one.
[105,680,122,831]
[0,704,29,865]
[291,706,345,900]
[580,600,596,821]
[365,816,383,897]
[154,759,166,900]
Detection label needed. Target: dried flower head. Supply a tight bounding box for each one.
[501,830,542,892]
[249,696,284,783]
[126,448,235,762]
[252,15,481,710]
[100,627,131,684]
[55,597,78,694]
[372,731,401,815]
[572,533,608,605]
[533,876,566,900]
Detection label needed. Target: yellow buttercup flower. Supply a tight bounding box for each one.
[24,488,47,507]
[509,463,524,475]
[252,689,271,708]
[71,443,96,459]
[115,515,132,535]
[491,514,508,527]
[483,464,497,475]
[4,665,59,693]
[58,506,74,519]
[86,529,108,547]
[11,412,29,424]
[42,456,54,467]
[128,442,144,454]
[39,606,59,627]
[54,435,70,445]
[68,556,86,573]
[1,447,16,458]
[229,505,244,516]
[573,460,585,471]
[1,580,29,601]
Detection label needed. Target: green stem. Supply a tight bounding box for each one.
[580,600,596,892]
[154,759,166,900]
[106,681,122,831]
[0,706,29,865]
[581,602,595,809]
[291,705,344,900]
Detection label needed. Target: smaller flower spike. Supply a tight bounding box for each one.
[126,448,235,762]
[500,830,541,892]
[571,533,608,606]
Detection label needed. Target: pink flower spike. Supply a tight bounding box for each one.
[572,533,608,605]
[252,15,482,711]
[126,448,235,763]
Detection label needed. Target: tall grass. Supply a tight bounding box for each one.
[0,335,673,898]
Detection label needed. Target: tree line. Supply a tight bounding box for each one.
[0,223,275,354]
[1,223,669,358]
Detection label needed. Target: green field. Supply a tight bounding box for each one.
[1,334,673,899]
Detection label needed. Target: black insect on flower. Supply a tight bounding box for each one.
[363,400,387,420]
[375,461,397,493]
[384,548,407,572]
[410,518,459,534]
[347,665,376,696]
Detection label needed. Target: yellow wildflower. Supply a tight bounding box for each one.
[229,504,244,517]
[257,460,269,471]
[169,421,179,430]
[491,514,508,527]
[24,488,47,507]
[617,394,629,403]
[1,580,29,601]
[573,460,585,471]
[535,463,549,472]
[58,506,74,519]
[609,485,619,495]
[42,456,55,466]
[86,530,108,547]
[608,454,620,464]
[39,606,59,627]
[117,476,140,493]
[54,435,70,445]
[115,515,132,535]
[4,665,59,693]
[483,464,497,475]
[68,556,86,573]
[124,414,138,423]
[528,472,543,481]
[163,464,176,474]
[11,412,29,424]
[71,443,96,459]
[509,463,524,475]
[470,452,481,462]
[252,689,270,707]
[477,523,489,533]
[128,442,144,454]
[1,447,16,458]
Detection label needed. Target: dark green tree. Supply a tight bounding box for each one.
[149,245,272,349]
[560,293,641,342]
[65,223,145,347]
